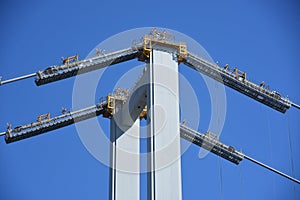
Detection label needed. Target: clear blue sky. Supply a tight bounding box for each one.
[0,0,300,199]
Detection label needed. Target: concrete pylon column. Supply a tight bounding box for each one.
[109,100,140,200]
[147,49,182,200]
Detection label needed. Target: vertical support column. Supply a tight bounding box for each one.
[147,49,182,200]
[109,101,140,200]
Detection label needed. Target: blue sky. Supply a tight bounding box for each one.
[0,0,300,200]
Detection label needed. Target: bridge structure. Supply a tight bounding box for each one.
[0,29,299,200]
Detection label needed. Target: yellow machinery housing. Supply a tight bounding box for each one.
[141,29,187,64]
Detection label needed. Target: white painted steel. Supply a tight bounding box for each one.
[109,101,140,200]
[147,49,182,200]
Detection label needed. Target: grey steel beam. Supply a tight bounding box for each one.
[180,124,243,164]
[183,52,292,113]
[35,47,141,86]
[4,101,108,143]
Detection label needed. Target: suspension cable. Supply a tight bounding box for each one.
[0,73,36,85]
[266,110,276,199]
[218,157,224,200]
[286,112,296,199]
[243,154,300,184]
[239,162,244,200]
